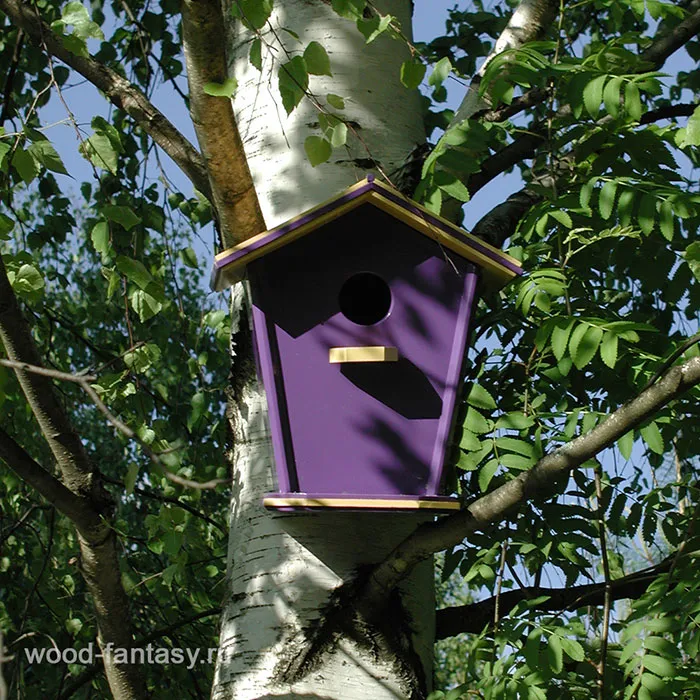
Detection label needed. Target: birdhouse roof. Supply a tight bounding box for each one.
[210,176,522,292]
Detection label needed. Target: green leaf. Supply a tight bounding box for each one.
[12,148,40,184]
[26,139,69,175]
[579,178,596,208]
[304,136,332,167]
[102,205,140,230]
[550,210,572,228]
[559,637,585,662]
[327,93,345,109]
[478,459,499,492]
[496,412,535,430]
[124,343,161,373]
[116,256,153,289]
[356,14,393,44]
[583,75,607,118]
[683,241,700,281]
[106,268,120,300]
[659,199,674,240]
[600,331,618,368]
[125,463,140,495]
[437,176,470,202]
[598,180,617,220]
[279,56,309,114]
[618,430,634,460]
[640,421,664,454]
[331,0,366,19]
[429,57,452,87]
[203,78,238,98]
[400,60,426,90]
[676,105,700,148]
[603,76,622,118]
[231,0,273,29]
[129,288,163,323]
[304,41,332,76]
[465,406,492,434]
[642,654,674,678]
[551,319,574,362]
[180,247,198,269]
[625,81,642,121]
[547,634,563,673]
[9,264,44,301]
[80,132,118,174]
[188,391,207,431]
[569,323,603,369]
[467,384,497,411]
[495,437,537,458]
[91,221,110,255]
[250,38,263,70]
[638,193,656,234]
[330,122,347,148]
[61,2,104,40]
[459,430,481,451]
[0,213,15,240]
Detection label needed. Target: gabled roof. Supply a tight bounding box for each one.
[210,175,522,292]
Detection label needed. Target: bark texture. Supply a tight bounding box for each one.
[181,0,266,247]
[212,3,434,698]
[223,0,425,228]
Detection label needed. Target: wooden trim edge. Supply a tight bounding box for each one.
[263,496,461,511]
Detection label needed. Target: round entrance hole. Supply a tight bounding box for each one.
[338,272,392,326]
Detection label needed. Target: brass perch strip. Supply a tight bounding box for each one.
[329,346,399,364]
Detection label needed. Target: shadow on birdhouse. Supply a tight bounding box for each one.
[211,176,522,512]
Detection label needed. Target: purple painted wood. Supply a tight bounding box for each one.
[249,204,478,499]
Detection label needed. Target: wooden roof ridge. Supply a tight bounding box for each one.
[210,175,523,292]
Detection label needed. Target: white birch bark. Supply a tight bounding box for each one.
[213,3,433,699]
[450,0,558,126]
[223,0,425,228]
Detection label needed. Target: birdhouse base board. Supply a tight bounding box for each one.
[263,493,460,513]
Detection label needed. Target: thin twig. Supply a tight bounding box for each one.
[594,465,612,700]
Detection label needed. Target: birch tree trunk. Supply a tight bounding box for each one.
[212,2,432,699]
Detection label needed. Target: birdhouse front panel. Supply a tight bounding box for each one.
[211,177,522,511]
[247,203,478,503]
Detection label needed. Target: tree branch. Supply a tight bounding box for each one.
[0,256,98,499]
[470,187,542,248]
[435,556,673,639]
[0,262,147,699]
[360,356,700,613]
[450,0,559,126]
[0,0,211,199]
[0,427,100,535]
[464,8,700,199]
[641,6,700,68]
[180,0,266,248]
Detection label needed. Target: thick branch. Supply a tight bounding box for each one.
[450,0,559,125]
[464,8,700,198]
[436,557,672,639]
[0,0,211,199]
[641,6,700,68]
[470,187,542,248]
[361,356,700,613]
[0,427,101,535]
[0,265,146,700]
[181,0,266,247]
[0,256,96,498]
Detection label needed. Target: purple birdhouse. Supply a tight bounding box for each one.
[211,177,521,512]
